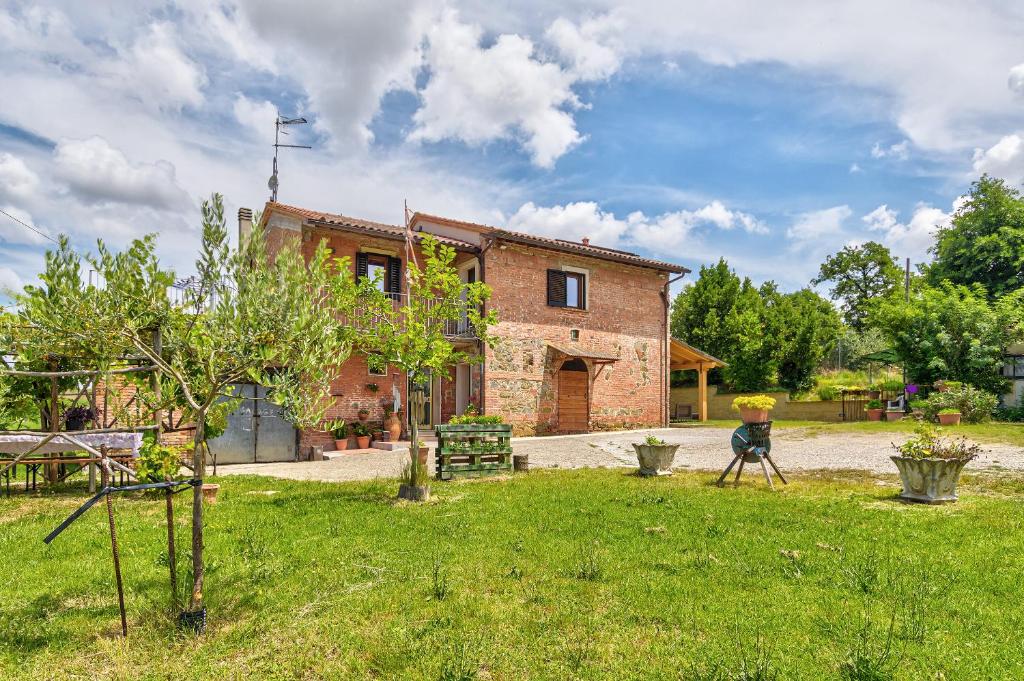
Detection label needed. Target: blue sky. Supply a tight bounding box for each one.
[2,1,1024,300]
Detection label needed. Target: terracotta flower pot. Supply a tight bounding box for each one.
[739,408,769,424]
[385,413,402,441]
[417,445,429,467]
[334,438,348,450]
[356,435,371,449]
[201,483,220,504]
[938,412,962,426]
[866,408,884,422]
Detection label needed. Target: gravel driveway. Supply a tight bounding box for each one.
[217,426,1024,482]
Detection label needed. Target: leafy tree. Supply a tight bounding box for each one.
[927,175,1024,298]
[11,194,363,622]
[772,289,843,393]
[721,280,777,391]
[354,234,496,498]
[872,281,1024,394]
[812,241,902,329]
[671,259,743,384]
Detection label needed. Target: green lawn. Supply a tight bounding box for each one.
[675,418,1024,447]
[3,469,1024,679]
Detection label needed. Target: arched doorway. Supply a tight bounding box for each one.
[557,358,590,433]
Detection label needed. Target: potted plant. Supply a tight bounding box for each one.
[383,405,402,442]
[632,435,678,477]
[890,424,980,503]
[731,395,776,424]
[352,422,371,449]
[867,384,882,400]
[865,399,884,421]
[909,399,927,418]
[327,419,348,450]
[937,408,962,426]
[357,408,370,423]
[366,383,379,393]
[64,405,95,431]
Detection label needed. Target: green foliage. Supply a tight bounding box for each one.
[354,234,497,487]
[866,399,883,410]
[643,435,667,446]
[923,384,998,424]
[812,241,903,330]
[448,413,502,425]
[928,175,1024,298]
[771,288,842,393]
[995,398,1024,423]
[892,423,981,461]
[873,281,1024,395]
[325,419,347,439]
[731,395,776,411]
[135,441,184,482]
[351,422,370,437]
[671,259,743,384]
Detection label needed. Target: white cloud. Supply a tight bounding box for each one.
[409,10,591,168]
[1010,63,1024,95]
[0,205,50,246]
[972,133,1024,183]
[787,205,852,241]
[545,15,622,81]
[53,137,192,210]
[0,153,40,203]
[849,162,862,174]
[233,95,278,138]
[506,198,766,251]
[870,140,909,160]
[0,266,23,294]
[862,203,952,261]
[108,22,207,111]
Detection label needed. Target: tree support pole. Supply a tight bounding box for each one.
[101,458,128,637]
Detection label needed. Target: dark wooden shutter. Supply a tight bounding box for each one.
[578,273,586,309]
[356,252,368,279]
[547,269,567,307]
[387,256,402,293]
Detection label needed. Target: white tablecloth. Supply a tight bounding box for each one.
[0,433,142,457]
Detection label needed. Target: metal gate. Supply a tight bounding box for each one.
[207,384,296,464]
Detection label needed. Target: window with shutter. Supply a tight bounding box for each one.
[356,252,368,279]
[547,269,567,307]
[387,256,402,294]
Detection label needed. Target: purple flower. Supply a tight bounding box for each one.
[905,384,918,394]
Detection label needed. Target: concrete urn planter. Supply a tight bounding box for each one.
[890,456,970,503]
[632,443,679,477]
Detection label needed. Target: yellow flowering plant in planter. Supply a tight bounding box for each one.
[731,395,776,424]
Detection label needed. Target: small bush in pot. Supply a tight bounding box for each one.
[890,424,980,503]
[632,434,678,477]
[352,422,371,449]
[937,408,961,426]
[909,399,927,417]
[865,399,884,421]
[731,395,776,424]
[326,419,348,450]
[924,384,996,424]
[63,405,95,431]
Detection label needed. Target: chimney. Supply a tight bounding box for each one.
[238,207,253,245]
[581,237,590,246]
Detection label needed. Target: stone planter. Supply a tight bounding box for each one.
[738,408,769,424]
[866,408,884,421]
[938,412,962,426]
[201,483,220,504]
[513,453,529,472]
[632,443,679,477]
[890,455,970,503]
[886,409,905,421]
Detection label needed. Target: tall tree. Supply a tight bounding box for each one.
[13,194,365,624]
[354,234,496,499]
[721,280,777,391]
[812,241,902,329]
[873,281,1024,394]
[671,258,742,383]
[927,175,1024,298]
[773,289,843,393]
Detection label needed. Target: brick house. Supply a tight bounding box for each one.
[243,201,688,455]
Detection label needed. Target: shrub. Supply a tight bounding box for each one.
[643,435,667,446]
[938,407,960,415]
[995,399,1024,422]
[449,413,503,425]
[866,399,883,410]
[136,441,184,482]
[923,385,997,424]
[731,395,776,411]
[909,399,927,410]
[817,384,842,401]
[892,423,981,461]
[879,379,905,392]
[351,422,370,437]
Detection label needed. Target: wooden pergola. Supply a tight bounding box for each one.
[669,338,725,421]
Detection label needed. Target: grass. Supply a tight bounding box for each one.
[674,418,1024,447]
[3,469,1024,679]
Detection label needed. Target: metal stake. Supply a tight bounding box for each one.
[102,462,128,637]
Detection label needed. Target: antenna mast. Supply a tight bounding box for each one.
[269,112,312,202]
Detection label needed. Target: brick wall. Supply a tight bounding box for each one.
[482,241,669,436]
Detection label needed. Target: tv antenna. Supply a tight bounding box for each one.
[268,112,311,202]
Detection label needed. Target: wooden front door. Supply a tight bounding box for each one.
[557,359,590,433]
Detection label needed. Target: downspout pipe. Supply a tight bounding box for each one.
[478,237,496,416]
[661,272,688,427]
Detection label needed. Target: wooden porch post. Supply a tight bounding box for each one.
[698,363,708,422]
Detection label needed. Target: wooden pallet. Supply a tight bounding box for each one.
[434,424,513,481]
